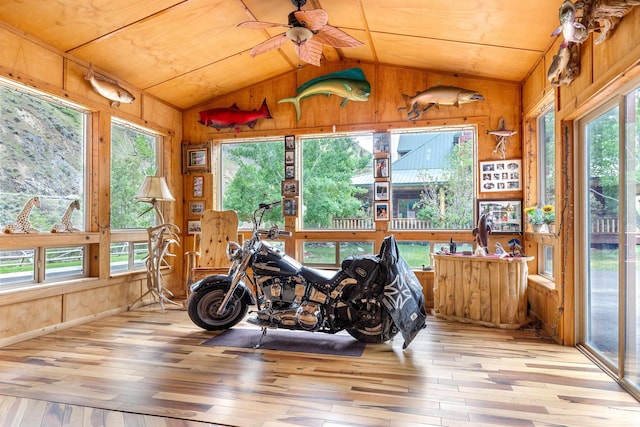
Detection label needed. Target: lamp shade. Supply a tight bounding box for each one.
[134,176,175,202]
[286,26,313,45]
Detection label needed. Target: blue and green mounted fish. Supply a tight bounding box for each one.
[278,68,371,121]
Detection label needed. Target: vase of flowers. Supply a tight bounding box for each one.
[524,205,545,232]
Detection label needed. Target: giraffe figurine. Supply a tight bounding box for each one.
[51,199,81,233]
[3,196,41,234]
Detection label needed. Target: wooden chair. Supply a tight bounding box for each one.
[186,209,239,294]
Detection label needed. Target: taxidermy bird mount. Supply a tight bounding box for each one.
[238,0,363,66]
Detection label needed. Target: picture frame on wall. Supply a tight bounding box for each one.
[281,180,299,196]
[187,220,202,234]
[374,202,389,221]
[182,142,211,174]
[374,157,389,178]
[373,132,390,154]
[479,159,521,192]
[193,176,203,198]
[374,181,389,201]
[477,199,522,233]
[283,198,297,216]
[285,135,295,149]
[188,201,205,217]
[285,150,295,165]
[285,164,295,179]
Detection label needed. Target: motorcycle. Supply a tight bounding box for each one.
[187,201,426,348]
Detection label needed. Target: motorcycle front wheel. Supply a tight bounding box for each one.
[188,284,248,330]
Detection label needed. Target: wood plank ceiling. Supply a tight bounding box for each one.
[0,0,561,110]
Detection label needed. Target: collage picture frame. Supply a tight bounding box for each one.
[478,199,523,233]
[480,159,521,192]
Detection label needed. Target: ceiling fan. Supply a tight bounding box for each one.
[238,0,363,66]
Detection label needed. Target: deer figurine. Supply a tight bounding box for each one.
[51,199,81,233]
[3,196,41,234]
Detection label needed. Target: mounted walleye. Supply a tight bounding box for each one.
[278,68,371,121]
[187,201,426,349]
[398,85,484,121]
[84,64,135,107]
[198,99,273,133]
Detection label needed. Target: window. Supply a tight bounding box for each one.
[300,134,373,230]
[302,241,374,266]
[390,127,476,230]
[110,120,160,273]
[539,106,555,279]
[0,80,88,285]
[220,139,284,229]
[110,120,159,229]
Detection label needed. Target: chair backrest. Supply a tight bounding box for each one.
[198,209,239,268]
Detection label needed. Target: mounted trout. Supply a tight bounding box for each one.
[84,64,135,107]
[278,68,370,121]
[198,99,273,133]
[398,85,484,121]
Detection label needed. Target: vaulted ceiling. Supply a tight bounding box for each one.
[0,0,561,110]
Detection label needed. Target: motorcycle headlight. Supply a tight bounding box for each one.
[226,241,242,262]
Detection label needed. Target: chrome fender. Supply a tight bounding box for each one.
[189,274,256,306]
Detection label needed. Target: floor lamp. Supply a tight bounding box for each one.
[129,176,182,311]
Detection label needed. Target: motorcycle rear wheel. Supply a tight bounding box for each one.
[345,307,397,343]
[188,286,248,330]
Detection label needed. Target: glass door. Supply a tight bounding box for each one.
[579,84,640,399]
[582,104,621,370]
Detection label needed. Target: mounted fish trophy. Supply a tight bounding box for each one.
[278,68,371,121]
[2,196,41,234]
[487,117,517,159]
[198,99,273,133]
[85,64,135,107]
[398,85,484,121]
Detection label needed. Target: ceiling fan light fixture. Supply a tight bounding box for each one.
[286,26,313,45]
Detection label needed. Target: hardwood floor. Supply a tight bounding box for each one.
[0,304,639,427]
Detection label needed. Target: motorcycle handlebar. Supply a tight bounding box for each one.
[259,201,281,210]
[257,228,292,238]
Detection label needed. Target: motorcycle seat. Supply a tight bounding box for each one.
[299,266,341,284]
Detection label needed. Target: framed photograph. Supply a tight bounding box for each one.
[193,176,204,198]
[374,157,389,178]
[283,198,297,216]
[183,142,211,174]
[374,181,389,201]
[285,164,295,179]
[373,132,390,154]
[285,150,295,165]
[480,159,521,192]
[281,180,299,196]
[285,135,295,149]
[374,202,389,221]
[478,199,522,233]
[187,220,202,234]
[188,201,205,217]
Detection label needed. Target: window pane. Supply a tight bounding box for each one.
[0,83,86,233]
[339,241,374,259]
[110,121,158,229]
[540,108,556,206]
[301,135,373,230]
[391,128,475,230]
[45,247,84,280]
[541,245,553,278]
[110,242,130,273]
[221,140,284,229]
[0,250,35,285]
[303,242,336,264]
[133,242,148,269]
[396,241,430,269]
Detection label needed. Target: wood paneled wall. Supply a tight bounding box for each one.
[521,6,640,345]
[0,22,184,346]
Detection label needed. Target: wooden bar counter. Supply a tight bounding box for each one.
[431,253,534,329]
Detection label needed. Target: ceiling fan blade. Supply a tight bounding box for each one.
[249,33,288,57]
[293,9,329,31]
[296,38,323,66]
[312,25,364,48]
[238,20,290,30]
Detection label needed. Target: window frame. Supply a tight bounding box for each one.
[537,104,556,280]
